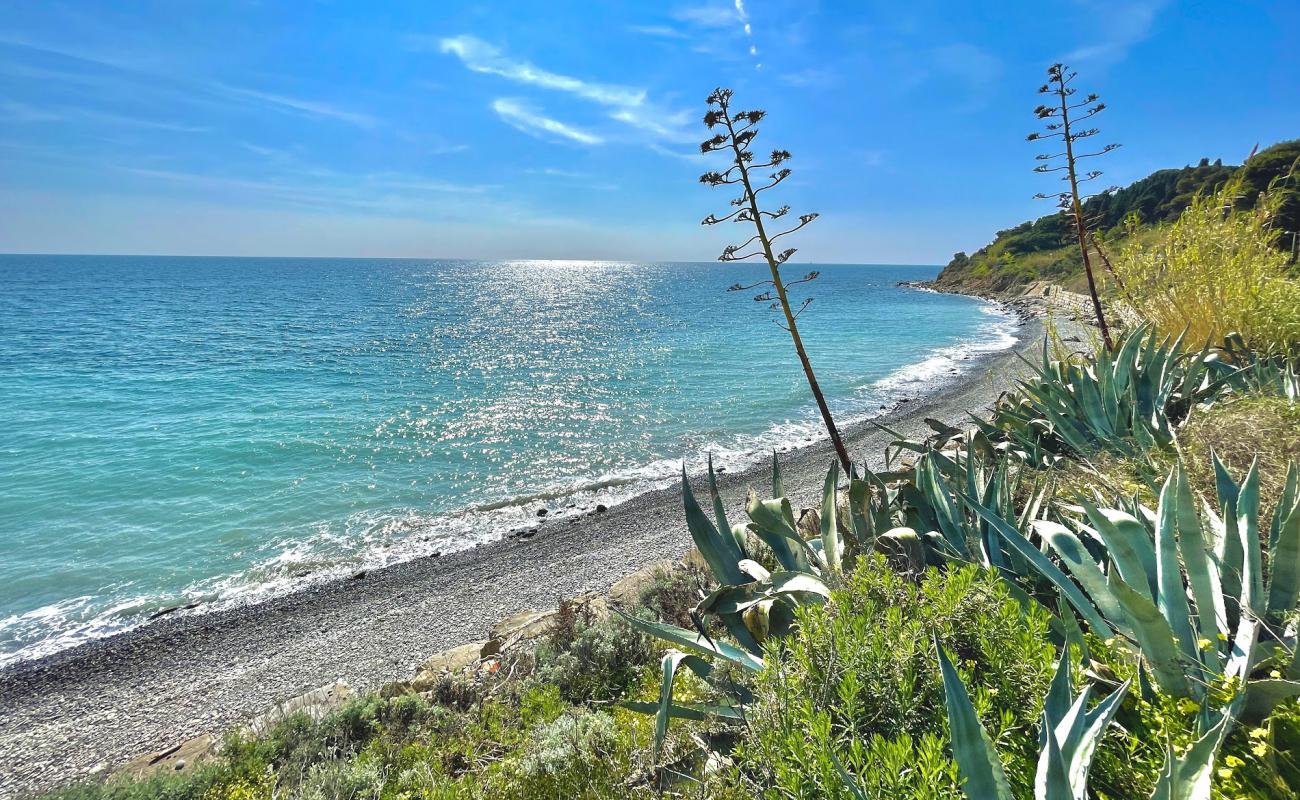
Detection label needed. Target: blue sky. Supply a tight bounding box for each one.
[1,0,1296,263]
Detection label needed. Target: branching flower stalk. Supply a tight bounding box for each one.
[1028,64,1121,350]
[699,88,851,472]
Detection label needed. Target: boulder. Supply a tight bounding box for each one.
[115,733,218,780]
[407,640,488,691]
[481,608,557,657]
[243,680,353,737]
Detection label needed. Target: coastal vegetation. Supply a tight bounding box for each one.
[40,78,1300,800]
[934,140,1300,295]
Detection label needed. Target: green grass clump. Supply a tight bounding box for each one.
[737,559,1057,799]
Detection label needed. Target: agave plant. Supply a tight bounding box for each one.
[932,638,1239,800]
[622,452,931,758]
[931,640,1128,800]
[1216,332,1300,402]
[970,457,1300,720]
[976,325,1224,467]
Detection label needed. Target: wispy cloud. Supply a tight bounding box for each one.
[491,98,604,146]
[1066,0,1170,65]
[669,2,759,67]
[671,6,738,28]
[777,68,836,88]
[216,85,379,129]
[1,100,63,122]
[0,37,380,130]
[2,99,207,131]
[627,24,688,39]
[433,35,692,146]
[437,36,644,107]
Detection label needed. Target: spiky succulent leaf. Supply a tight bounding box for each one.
[936,639,1013,800]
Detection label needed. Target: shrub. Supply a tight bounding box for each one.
[531,604,659,703]
[738,558,1057,799]
[1112,173,1300,353]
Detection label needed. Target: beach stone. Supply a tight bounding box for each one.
[481,608,557,657]
[596,504,608,513]
[609,560,674,608]
[243,681,353,737]
[404,640,488,691]
[115,733,217,780]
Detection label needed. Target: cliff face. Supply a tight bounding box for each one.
[935,139,1299,294]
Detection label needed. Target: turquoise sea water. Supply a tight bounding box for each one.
[0,256,1016,666]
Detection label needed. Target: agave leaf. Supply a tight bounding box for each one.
[771,449,784,498]
[1108,575,1194,698]
[1154,470,1202,672]
[1269,461,1299,554]
[832,749,870,800]
[747,492,814,573]
[1150,706,1235,800]
[616,611,764,672]
[1037,710,1076,800]
[652,650,712,760]
[1171,464,1228,651]
[1035,520,1130,636]
[1080,501,1159,603]
[737,558,770,582]
[1266,481,1300,616]
[695,571,830,615]
[621,699,744,722]
[682,465,747,586]
[820,460,842,573]
[707,453,745,558]
[1071,679,1130,795]
[966,496,1112,636]
[1242,679,1300,724]
[1237,460,1264,616]
[936,639,1013,800]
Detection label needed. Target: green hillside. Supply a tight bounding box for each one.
[934,139,1300,294]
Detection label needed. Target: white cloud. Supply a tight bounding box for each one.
[434,35,693,145]
[671,6,738,28]
[438,36,644,107]
[1066,0,1170,64]
[627,24,689,39]
[491,98,603,146]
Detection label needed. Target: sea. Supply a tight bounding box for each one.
[0,256,1018,667]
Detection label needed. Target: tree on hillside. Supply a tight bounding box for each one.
[1027,64,1120,349]
[698,88,852,472]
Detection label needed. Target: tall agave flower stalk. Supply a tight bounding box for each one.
[698,88,852,472]
[1027,64,1121,350]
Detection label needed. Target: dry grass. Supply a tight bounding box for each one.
[1111,176,1300,354]
[1180,396,1300,517]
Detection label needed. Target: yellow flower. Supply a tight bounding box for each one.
[1225,755,1244,768]
[1249,727,1269,740]
[1252,742,1269,757]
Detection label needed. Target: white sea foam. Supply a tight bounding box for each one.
[0,299,1022,669]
